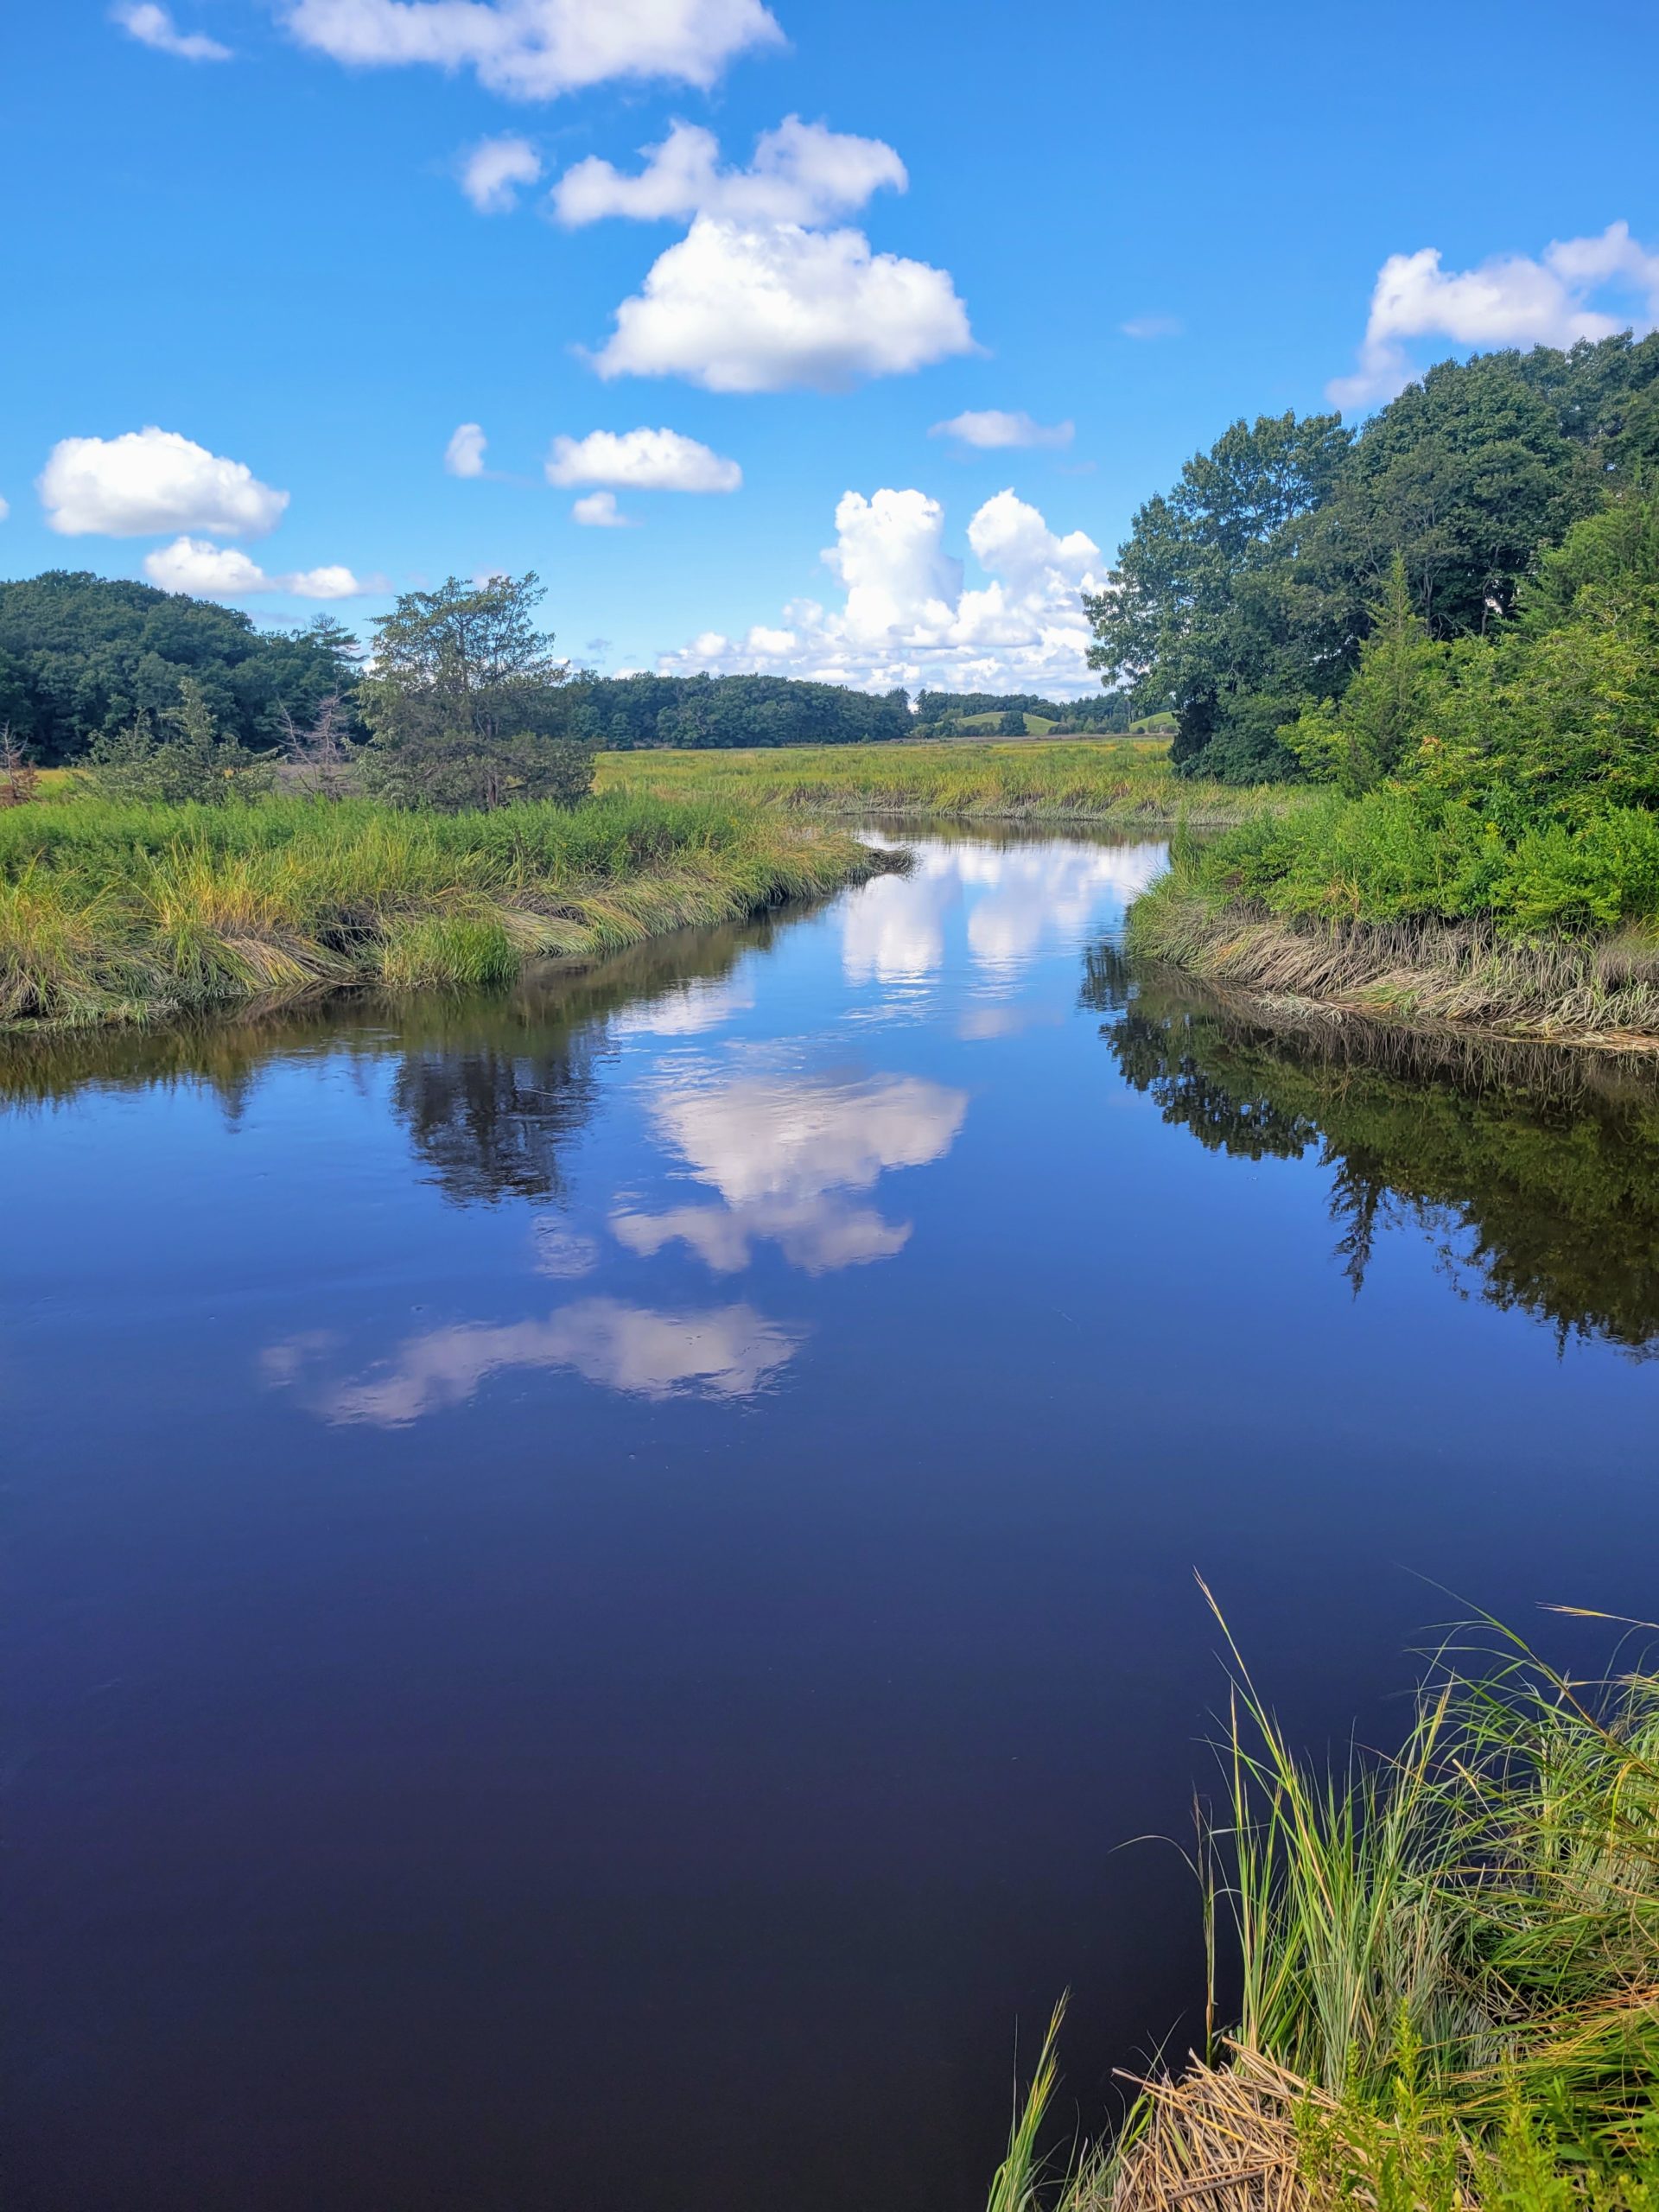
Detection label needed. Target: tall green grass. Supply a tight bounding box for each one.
[0,791,888,1028]
[993,1599,1659,2211]
[596,741,1287,828]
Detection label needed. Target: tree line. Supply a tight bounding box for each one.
[1085,330,1659,781]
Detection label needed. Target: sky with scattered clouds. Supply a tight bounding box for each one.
[3,0,1657,691]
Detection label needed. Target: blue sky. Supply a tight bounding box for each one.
[4,0,1657,694]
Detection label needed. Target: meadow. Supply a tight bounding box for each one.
[595,739,1286,827]
[0,790,888,1028]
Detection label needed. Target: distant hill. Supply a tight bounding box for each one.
[0,571,359,763]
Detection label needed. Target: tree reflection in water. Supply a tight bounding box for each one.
[1086,945,1659,1355]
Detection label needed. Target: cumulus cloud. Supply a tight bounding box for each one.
[444,422,489,478]
[1330,222,1659,410]
[458,132,542,213]
[39,427,288,540]
[570,491,632,527]
[930,409,1073,451]
[279,0,783,101]
[550,116,906,229]
[111,3,232,60]
[545,424,741,492]
[658,484,1104,696]
[143,536,369,600]
[590,215,973,392]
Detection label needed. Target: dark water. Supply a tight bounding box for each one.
[6,829,1659,2212]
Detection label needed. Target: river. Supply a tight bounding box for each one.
[6,827,1659,2211]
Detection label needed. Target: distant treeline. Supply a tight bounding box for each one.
[0,572,359,765]
[568,671,912,748]
[1087,330,1659,780]
[0,572,1147,760]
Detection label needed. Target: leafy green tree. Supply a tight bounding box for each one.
[1282,556,1448,794]
[1084,410,1355,779]
[86,675,275,804]
[999,708,1027,735]
[358,574,593,811]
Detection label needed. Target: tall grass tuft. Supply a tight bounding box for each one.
[988,1598,1659,2212]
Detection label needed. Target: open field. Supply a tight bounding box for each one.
[597,740,1286,826]
[0,791,890,1030]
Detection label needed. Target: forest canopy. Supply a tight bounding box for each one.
[0,571,361,763]
[1085,331,1659,781]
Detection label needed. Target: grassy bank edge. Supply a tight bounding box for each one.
[1127,871,1659,1054]
[0,800,897,1033]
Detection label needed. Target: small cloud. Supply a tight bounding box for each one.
[39,425,287,538]
[111,2,231,60]
[1329,222,1659,410]
[1121,315,1182,340]
[143,536,373,600]
[457,133,542,215]
[445,422,488,478]
[589,215,975,393]
[550,117,906,230]
[571,491,632,528]
[930,409,1073,451]
[0,495,9,523]
[546,426,741,492]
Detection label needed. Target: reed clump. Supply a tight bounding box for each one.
[0,791,891,1030]
[597,741,1287,829]
[989,1599,1659,2212]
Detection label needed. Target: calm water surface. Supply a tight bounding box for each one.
[6,828,1659,2211]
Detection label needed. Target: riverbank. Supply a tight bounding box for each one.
[994,1605,1659,2212]
[597,741,1287,828]
[0,791,893,1029]
[1129,872,1659,1051]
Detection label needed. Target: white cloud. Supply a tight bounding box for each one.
[930,409,1073,451]
[546,425,741,492]
[0,496,9,523]
[445,422,489,477]
[550,116,906,229]
[143,536,369,600]
[111,3,232,60]
[272,1299,798,1423]
[39,426,289,539]
[613,1063,966,1276]
[1330,222,1659,409]
[280,0,783,101]
[658,484,1104,696]
[589,215,974,393]
[457,131,542,212]
[570,491,632,527]
[1120,314,1181,340]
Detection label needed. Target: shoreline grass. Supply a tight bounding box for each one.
[0,791,893,1031]
[596,741,1289,829]
[1128,872,1659,1052]
[991,1599,1659,2212]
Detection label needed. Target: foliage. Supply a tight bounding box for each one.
[1086,334,1659,782]
[0,790,886,1028]
[0,570,359,764]
[85,676,276,805]
[358,573,594,811]
[571,670,913,749]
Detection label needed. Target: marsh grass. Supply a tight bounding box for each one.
[1130,875,1659,1048]
[596,741,1287,828]
[0,791,890,1029]
[993,1598,1659,2212]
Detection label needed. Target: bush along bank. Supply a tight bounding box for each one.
[1127,493,1659,1047]
[0,791,896,1030]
